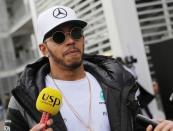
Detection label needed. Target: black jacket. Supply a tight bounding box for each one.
[4,54,144,131]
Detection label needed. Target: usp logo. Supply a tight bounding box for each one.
[41,93,61,107]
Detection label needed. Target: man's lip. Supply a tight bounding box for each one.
[64,49,81,55]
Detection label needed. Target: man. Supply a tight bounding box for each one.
[4,5,173,131]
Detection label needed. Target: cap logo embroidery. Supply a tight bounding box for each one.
[53,8,67,19]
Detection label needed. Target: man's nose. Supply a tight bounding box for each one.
[65,34,75,45]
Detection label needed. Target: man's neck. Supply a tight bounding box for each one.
[50,65,85,81]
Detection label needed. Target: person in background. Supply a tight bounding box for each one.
[152,79,165,119]
[4,93,10,110]
[4,5,173,131]
[0,99,4,121]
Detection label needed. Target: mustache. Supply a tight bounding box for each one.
[63,46,81,56]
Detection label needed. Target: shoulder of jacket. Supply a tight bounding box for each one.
[8,96,24,113]
[84,54,136,89]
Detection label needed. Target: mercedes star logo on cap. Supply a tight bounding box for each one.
[53,8,67,19]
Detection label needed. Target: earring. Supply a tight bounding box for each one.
[46,54,49,57]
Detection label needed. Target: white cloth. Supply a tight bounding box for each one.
[45,72,110,131]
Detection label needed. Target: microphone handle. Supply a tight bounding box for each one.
[136,114,159,127]
[40,112,50,131]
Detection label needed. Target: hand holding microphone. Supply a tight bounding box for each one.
[29,119,53,131]
[30,87,62,131]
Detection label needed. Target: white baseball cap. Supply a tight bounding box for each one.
[37,6,87,44]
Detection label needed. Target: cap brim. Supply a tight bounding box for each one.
[63,20,87,28]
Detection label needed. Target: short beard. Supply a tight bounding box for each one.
[47,48,83,70]
[65,60,82,70]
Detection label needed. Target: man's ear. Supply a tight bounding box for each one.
[39,43,48,56]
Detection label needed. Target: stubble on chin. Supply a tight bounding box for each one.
[47,44,84,70]
[50,51,83,70]
[64,54,83,70]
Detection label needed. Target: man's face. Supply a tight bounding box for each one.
[42,24,85,70]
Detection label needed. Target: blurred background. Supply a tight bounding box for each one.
[1,0,173,129]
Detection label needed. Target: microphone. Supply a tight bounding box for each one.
[136,114,159,128]
[36,87,62,131]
